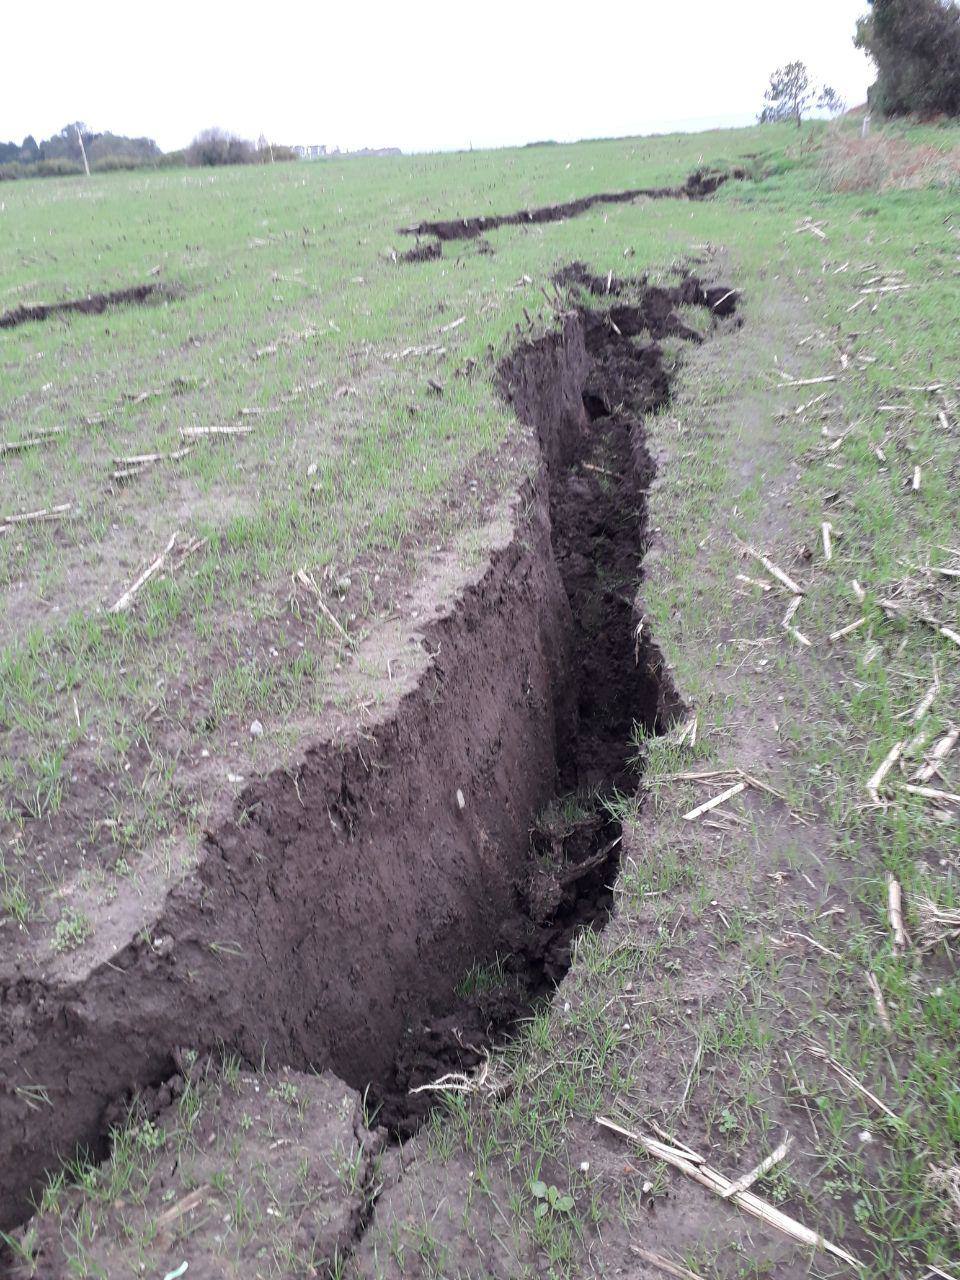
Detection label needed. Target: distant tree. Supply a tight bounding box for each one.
[86,131,161,168]
[818,86,847,118]
[759,62,845,127]
[0,124,162,180]
[856,0,960,116]
[187,127,256,167]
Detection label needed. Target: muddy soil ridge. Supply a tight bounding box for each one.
[0,263,736,1238]
[0,281,178,329]
[399,167,744,242]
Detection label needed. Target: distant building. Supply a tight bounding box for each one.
[295,144,401,160]
[345,146,402,158]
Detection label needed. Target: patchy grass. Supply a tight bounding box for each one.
[3,116,959,1278]
[345,122,960,1278]
[819,121,960,192]
[4,1055,381,1278]
[0,124,784,956]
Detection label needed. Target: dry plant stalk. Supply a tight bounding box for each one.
[1,502,72,527]
[782,596,803,628]
[180,425,252,439]
[865,971,892,1033]
[155,1186,205,1229]
[736,573,772,593]
[887,875,909,952]
[682,782,746,822]
[911,677,940,723]
[742,544,806,595]
[785,625,812,648]
[721,1134,793,1199]
[903,784,960,806]
[806,1042,900,1122]
[294,568,355,646]
[829,617,866,643]
[821,522,833,561]
[779,374,837,388]
[915,726,960,783]
[596,1117,861,1268]
[629,1246,705,1280]
[108,532,178,614]
[867,741,904,804]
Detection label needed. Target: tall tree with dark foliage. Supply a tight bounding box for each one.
[856,0,960,116]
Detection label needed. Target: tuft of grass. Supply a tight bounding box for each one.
[50,908,92,953]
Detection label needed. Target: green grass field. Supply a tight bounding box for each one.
[2,114,960,1277]
[0,124,787,947]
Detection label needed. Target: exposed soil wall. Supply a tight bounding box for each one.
[0,268,732,1233]
[0,335,582,1230]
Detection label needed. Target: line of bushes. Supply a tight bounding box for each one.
[0,123,298,182]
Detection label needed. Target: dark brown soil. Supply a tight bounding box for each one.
[370,272,731,1135]
[0,266,736,1240]
[399,239,442,263]
[0,282,178,329]
[555,259,741,319]
[399,168,743,242]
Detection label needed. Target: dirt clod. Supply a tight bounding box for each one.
[399,239,442,264]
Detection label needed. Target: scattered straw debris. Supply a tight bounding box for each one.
[806,1043,900,1122]
[597,1116,861,1268]
[108,532,178,614]
[1,502,72,527]
[740,542,805,595]
[927,1164,960,1237]
[914,897,960,951]
[629,1246,705,1280]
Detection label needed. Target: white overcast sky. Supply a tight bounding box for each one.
[3,1,874,153]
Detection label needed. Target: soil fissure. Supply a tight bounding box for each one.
[399,168,742,243]
[0,264,735,1240]
[0,282,178,329]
